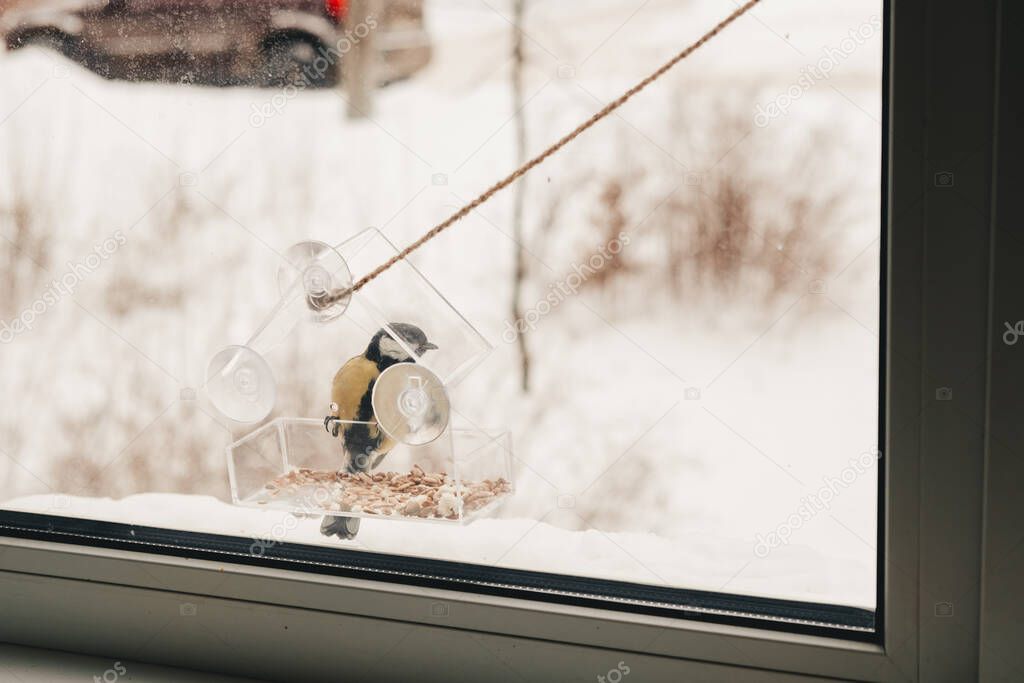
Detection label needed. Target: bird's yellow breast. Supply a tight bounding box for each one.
[330,355,380,421]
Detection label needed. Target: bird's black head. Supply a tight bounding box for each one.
[366,322,438,368]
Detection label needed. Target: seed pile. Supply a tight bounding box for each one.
[262,464,511,520]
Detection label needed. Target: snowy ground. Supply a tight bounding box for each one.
[0,0,883,609]
[4,491,873,608]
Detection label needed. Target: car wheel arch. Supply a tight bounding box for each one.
[266,9,338,50]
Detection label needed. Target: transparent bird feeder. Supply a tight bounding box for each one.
[207,227,511,522]
[227,418,514,523]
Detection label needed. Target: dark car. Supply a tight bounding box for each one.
[1,0,431,86]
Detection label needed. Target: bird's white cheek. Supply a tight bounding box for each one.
[380,337,412,360]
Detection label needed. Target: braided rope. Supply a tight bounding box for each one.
[324,0,763,304]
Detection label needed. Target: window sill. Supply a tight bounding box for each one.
[0,532,901,682]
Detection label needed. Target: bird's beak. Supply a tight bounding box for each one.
[418,342,438,353]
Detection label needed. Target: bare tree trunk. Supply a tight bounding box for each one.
[344,0,380,119]
[510,0,532,391]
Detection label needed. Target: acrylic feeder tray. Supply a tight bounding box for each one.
[227,417,513,523]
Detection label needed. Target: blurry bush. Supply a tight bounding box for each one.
[0,128,60,318]
[533,83,855,319]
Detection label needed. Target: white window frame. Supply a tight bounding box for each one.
[1,0,1019,679]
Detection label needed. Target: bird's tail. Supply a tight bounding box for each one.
[320,514,360,540]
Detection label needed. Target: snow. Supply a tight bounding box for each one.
[0,0,883,609]
[4,492,871,608]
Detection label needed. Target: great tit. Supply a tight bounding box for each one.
[319,322,438,540]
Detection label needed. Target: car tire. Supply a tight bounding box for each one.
[263,37,332,89]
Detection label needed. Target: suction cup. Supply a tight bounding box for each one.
[277,241,352,324]
[372,363,450,446]
[206,345,276,423]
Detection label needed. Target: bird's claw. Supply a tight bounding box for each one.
[324,416,341,438]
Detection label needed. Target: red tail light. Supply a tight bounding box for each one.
[325,0,348,22]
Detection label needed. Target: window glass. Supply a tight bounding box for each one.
[0,0,882,617]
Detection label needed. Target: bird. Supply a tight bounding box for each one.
[320,322,438,540]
